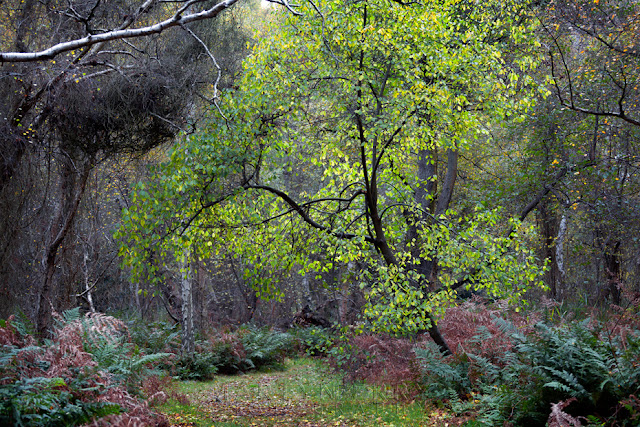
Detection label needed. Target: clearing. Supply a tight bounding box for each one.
[160,358,451,426]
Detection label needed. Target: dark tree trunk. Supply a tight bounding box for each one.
[538,199,561,299]
[37,158,91,337]
[603,241,622,305]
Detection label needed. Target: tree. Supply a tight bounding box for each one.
[529,0,640,302]
[0,0,254,335]
[119,0,547,354]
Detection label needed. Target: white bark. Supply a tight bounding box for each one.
[338,261,356,323]
[180,250,195,356]
[0,0,242,63]
[556,214,567,292]
[83,248,96,313]
[302,273,312,308]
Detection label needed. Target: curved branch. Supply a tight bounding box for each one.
[245,183,375,243]
[0,0,242,62]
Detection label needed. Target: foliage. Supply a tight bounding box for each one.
[0,376,121,427]
[0,311,170,426]
[129,318,182,355]
[170,326,295,379]
[118,0,547,346]
[415,304,640,425]
[364,210,547,333]
[291,326,338,356]
[241,326,294,370]
[175,352,219,381]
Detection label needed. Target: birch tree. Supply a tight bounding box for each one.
[119,0,548,354]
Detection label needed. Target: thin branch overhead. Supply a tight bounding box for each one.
[0,0,242,62]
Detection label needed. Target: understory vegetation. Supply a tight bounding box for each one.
[2,300,639,426]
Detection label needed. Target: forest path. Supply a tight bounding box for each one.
[159,357,446,426]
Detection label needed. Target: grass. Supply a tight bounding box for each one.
[159,357,441,426]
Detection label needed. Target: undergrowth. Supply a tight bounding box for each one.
[129,321,296,380]
[296,300,640,425]
[417,301,640,426]
[0,309,170,426]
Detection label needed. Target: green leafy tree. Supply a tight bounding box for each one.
[119,0,547,353]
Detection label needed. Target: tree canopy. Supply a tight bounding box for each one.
[118,0,550,352]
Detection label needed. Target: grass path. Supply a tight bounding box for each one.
[159,358,449,426]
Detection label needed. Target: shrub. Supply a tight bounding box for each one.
[175,351,219,380]
[0,311,169,426]
[290,325,336,356]
[417,307,640,426]
[240,326,293,370]
[172,326,294,379]
[129,318,181,355]
[206,331,247,374]
[342,333,423,400]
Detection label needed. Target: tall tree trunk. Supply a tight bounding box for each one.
[37,157,91,337]
[180,249,195,356]
[339,261,357,324]
[82,246,96,313]
[539,199,561,300]
[556,215,567,299]
[407,147,438,286]
[603,241,622,305]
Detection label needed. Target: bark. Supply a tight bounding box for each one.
[36,158,91,337]
[338,261,356,324]
[82,247,96,313]
[416,147,437,214]
[539,200,561,299]
[422,148,458,287]
[180,249,195,356]
[556,215,567,297]
[406,148,437,285]
[0,0,243,62]
[434,148,458,216]
[603,241,622,306]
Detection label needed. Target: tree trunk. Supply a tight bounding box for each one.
[180,249,195,356]
[539,200,561,300]
[603,241,622,305]
[36,158,91,338]
[82,246,96,313]
[366,143,453,355]
[556,215,567,299]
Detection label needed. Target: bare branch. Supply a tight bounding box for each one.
[179,24,228,120]
[266,0,303,16]
[0,0,242,63]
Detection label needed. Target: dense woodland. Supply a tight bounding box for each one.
[1,0,640,425]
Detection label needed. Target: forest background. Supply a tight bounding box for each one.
[2,0,640,424]
[2,0,638,344]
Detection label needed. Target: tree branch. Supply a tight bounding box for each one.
[0,0,242,62]
[245,183,375,243]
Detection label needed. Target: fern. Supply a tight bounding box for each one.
[0,311,169,426]
[241,326,293,370]
[0,375,121,426]
[85,333,170,390]
[415,341,471,400]
[11,309,35,337]
[541,367,589,399]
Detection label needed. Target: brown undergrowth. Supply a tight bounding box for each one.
[0,313,170,426]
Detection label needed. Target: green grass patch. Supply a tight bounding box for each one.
[159,357,436,426]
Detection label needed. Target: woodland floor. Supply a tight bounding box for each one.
[159,358,464,427]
